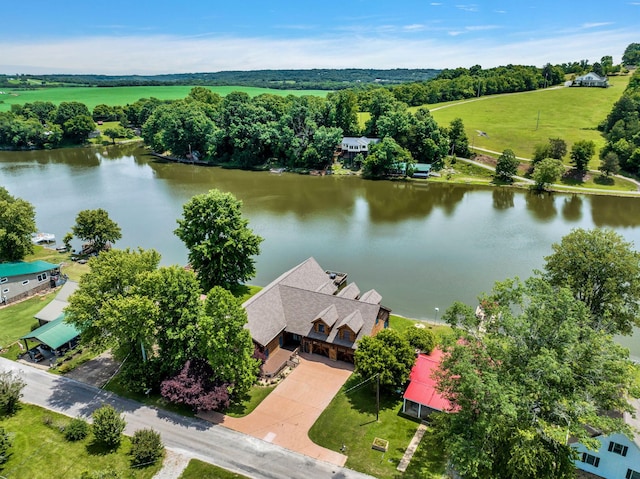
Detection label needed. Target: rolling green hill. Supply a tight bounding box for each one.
[0,85,329,112]
[426,75,631,165]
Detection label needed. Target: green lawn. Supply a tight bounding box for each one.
[0,85,329,112]
[428,75,631,167]
[225,384,276,418]
[389,314,454,344]
[0,403,162,478]
[0,293,53,351]
[25,244,90,282]
[179,458,250,479]
[308,375,446,479]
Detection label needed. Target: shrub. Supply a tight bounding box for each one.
[160,359,231,412]
[64,417,89,441]
[0,426,11,465]
[130,428,164,467]
[0,371,26,415]
[92,404,125,449]
[404,326,436,354]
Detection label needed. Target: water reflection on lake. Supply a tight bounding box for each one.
[2,145,640,358]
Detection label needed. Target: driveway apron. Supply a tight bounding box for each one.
[200,353,353,466]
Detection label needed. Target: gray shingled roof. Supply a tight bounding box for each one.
[34,281,79,323]
[337,282,360,299]
[244,257,384,348]
[360,289,382,304]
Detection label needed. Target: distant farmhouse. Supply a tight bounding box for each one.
[244,257,390,375]
[0,260,62,305]
[572,72,609,88]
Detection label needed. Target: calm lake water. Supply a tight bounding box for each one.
[2,144,640,358]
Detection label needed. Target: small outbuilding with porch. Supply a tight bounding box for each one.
[402,348,451,419]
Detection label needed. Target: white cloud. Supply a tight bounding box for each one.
[581,22,614,29]
[403,24,425,32]
[0,28,635,74]
[456,4,479,12]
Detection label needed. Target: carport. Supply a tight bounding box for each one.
[21,314,80,360]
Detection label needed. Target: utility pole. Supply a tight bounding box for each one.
[376,373,380,421]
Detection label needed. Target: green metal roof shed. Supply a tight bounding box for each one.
[21,314,80,350]
[0,260,59,278]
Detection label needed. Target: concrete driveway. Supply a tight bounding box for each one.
[200,353,353,466]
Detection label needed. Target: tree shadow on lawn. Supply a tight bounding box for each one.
[594,175,615,185]
[342,374,404,417]
[86,439,121,456]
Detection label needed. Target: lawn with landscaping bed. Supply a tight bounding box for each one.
[0,403,161,478]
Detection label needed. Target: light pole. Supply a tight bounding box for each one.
[435,307,439,322]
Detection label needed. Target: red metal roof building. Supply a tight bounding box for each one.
[402,348,451,419]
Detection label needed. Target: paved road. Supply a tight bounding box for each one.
[0,358,373,479]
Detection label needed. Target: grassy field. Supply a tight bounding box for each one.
[0,85,329,112]
[0,403,162,478]
[427,75,631,167]
[25,245,90,282]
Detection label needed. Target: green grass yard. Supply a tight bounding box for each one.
[308,374,446,479]
[0,85,329,112]
[0,404,162,478]
[178,458,250,479]
[0,293,53,352]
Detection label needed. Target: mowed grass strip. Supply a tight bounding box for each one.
[0,404,161,478]
[178,459,251,479]
[0,85,329,112]
[428,75,631,167]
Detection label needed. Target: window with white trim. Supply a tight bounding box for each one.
[37,272,47,282]
[626,469,640,479]
[0,277,7,284]
[21,279,29,286]
[580,452,599,467]
[2,288,8,294]
[608,441,628,456]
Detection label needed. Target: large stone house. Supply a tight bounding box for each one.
[244,257,390,366]
[0,260,61,305]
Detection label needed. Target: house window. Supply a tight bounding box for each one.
[317,324,325,334]
[342,330,351,341]
[21,280,29,286]
[37,273,47,282]
[626,470,640,479]
[0,277,7,284]
[580,452,599,467]
[608,441,628,456]
[2,288,8,294]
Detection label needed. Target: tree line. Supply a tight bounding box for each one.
[599,67,640,176]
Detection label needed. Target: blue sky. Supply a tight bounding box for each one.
[1,1,638,74]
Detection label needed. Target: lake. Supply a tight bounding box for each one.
[2,144,640,358]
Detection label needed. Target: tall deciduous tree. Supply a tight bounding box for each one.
[570,139,596,172]
[599,151,620,176]
[0,187,36,261]
[65,248,161,347]
[362,137,413,178]
[446,118,470,157]
[543,228,640,335]
[354,329,415,392]
[532,157,564,190]
[436,277,635,479]
[622,43,640,67]
[495,149,519,182]
[71,208,122,253]
[175,189,262,291]
[197,286,259,396]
